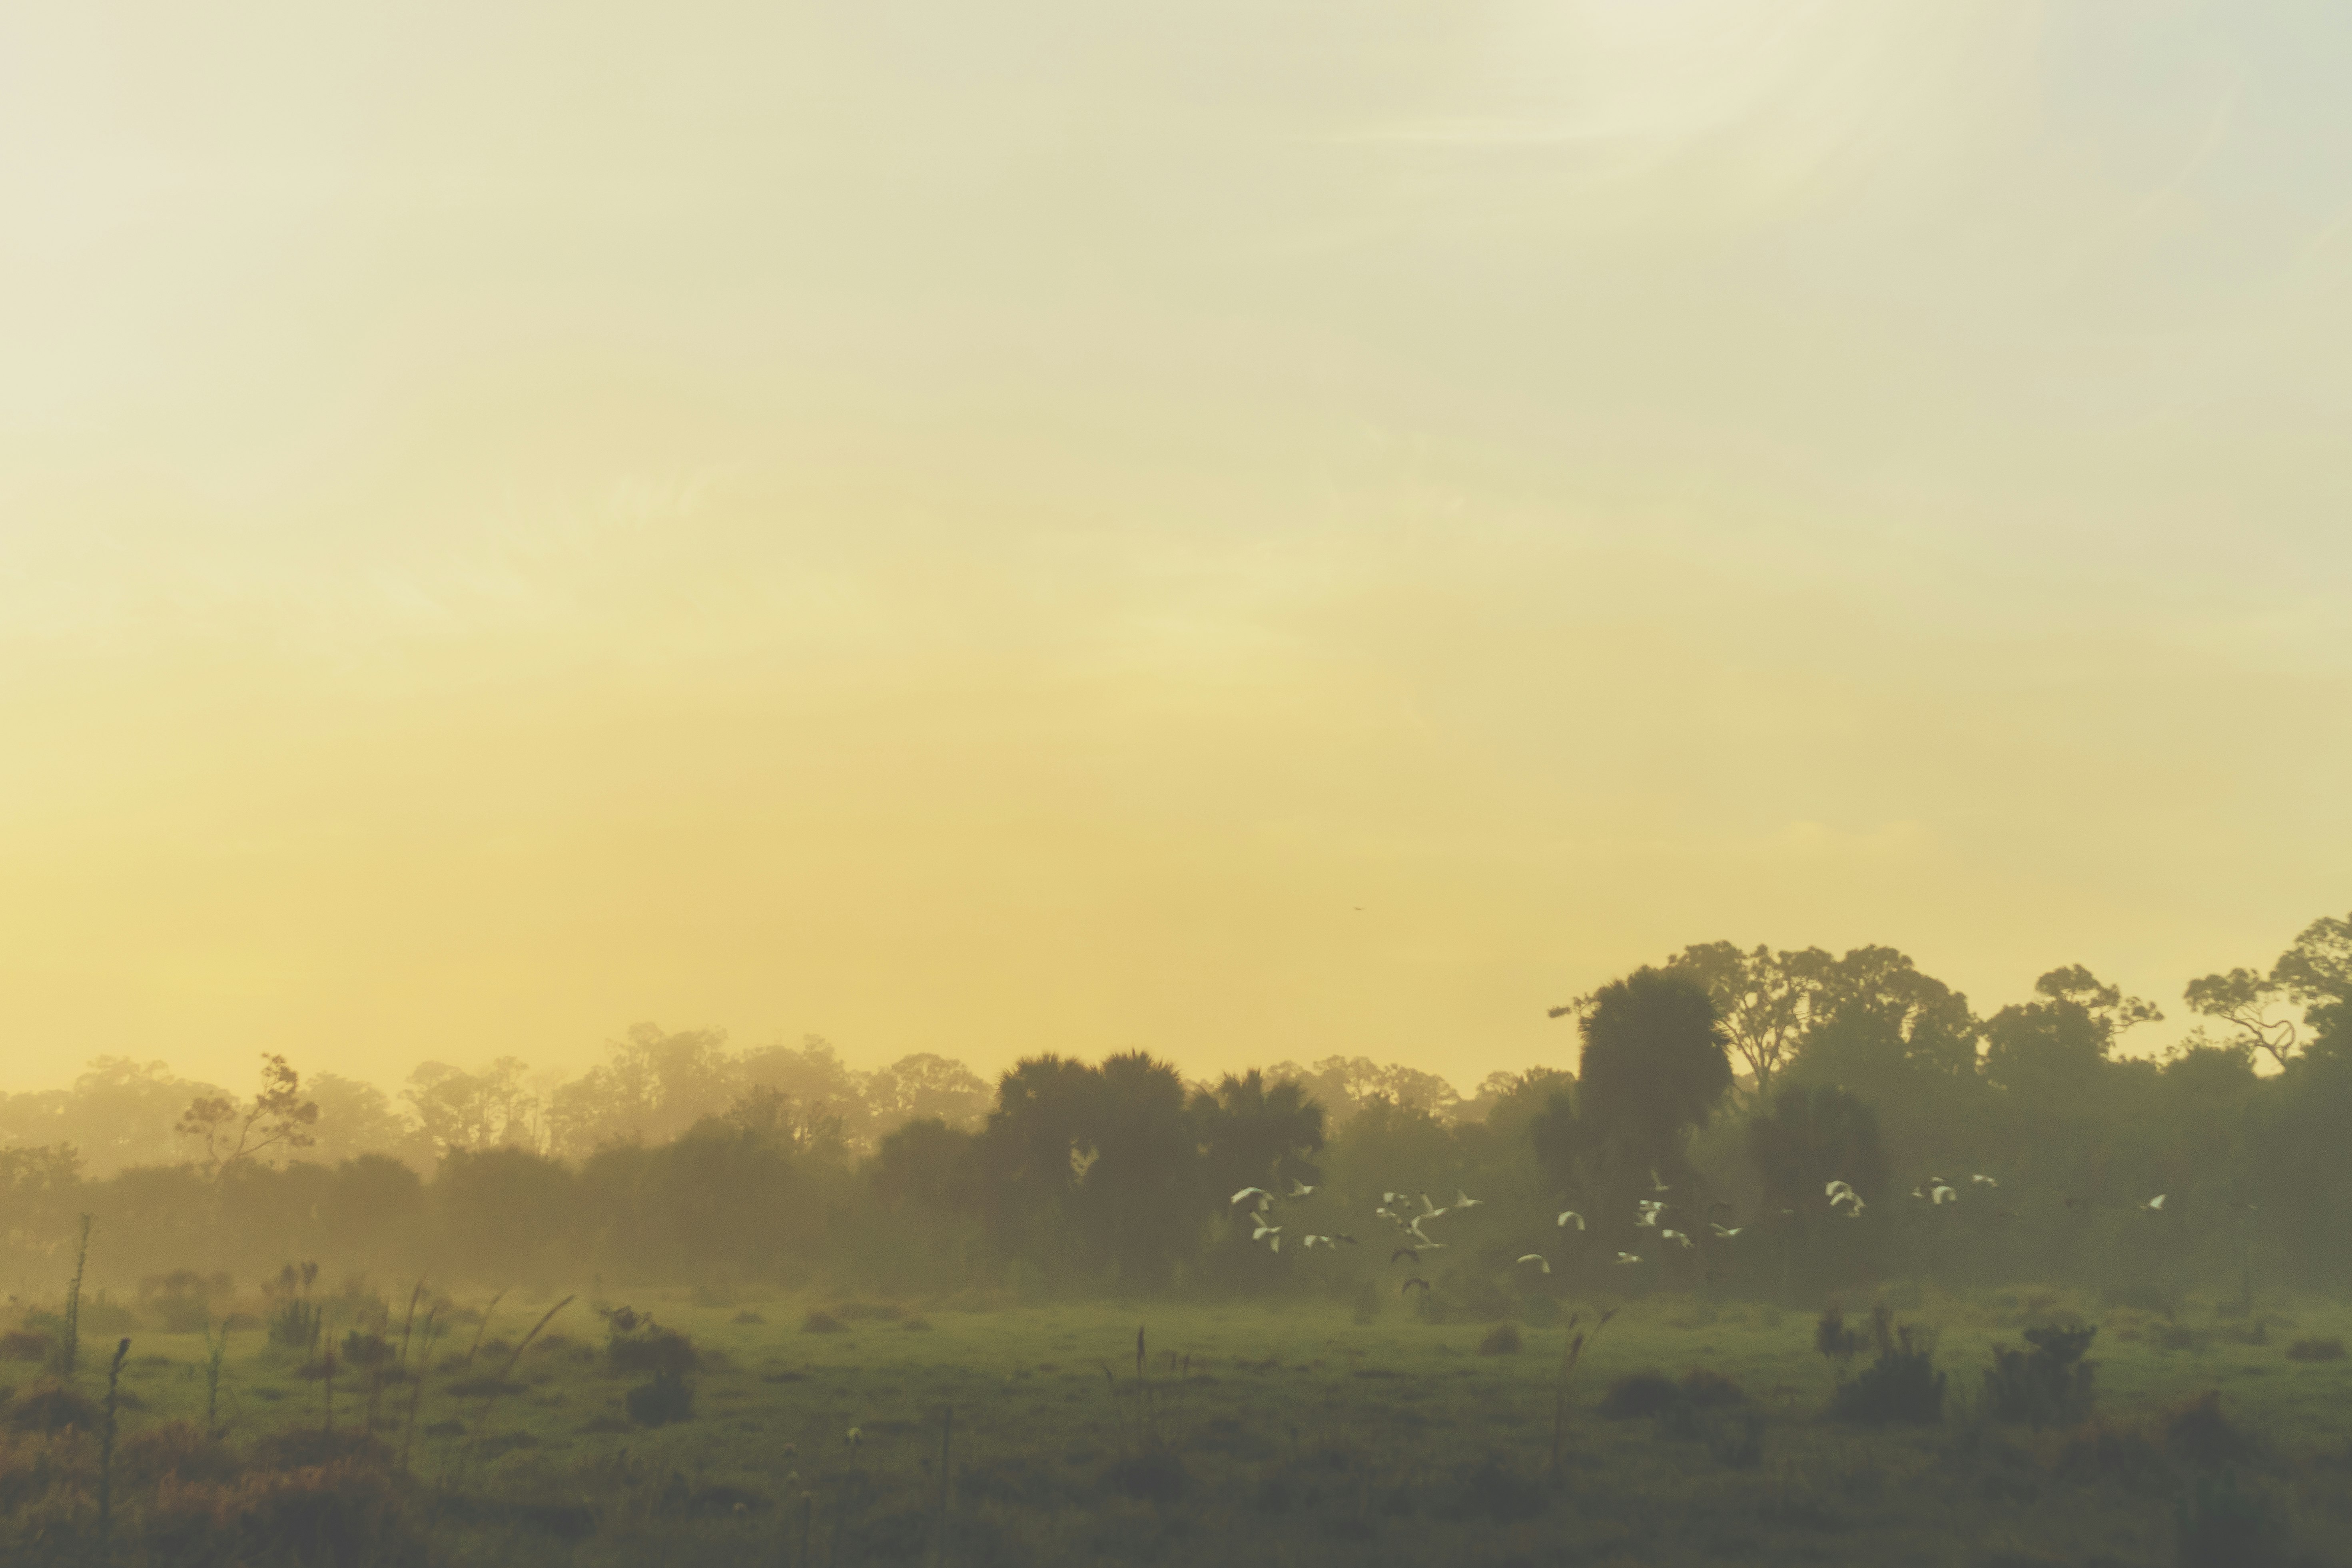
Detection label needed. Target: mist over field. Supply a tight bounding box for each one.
[8,2,2352,1564]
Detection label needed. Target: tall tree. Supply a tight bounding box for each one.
[1570,967,1732,1184]
[2188,911,2352,1068]
[1191,1069,1326,1210]
[1982,966,2160,1098]
[176,1054,319,1176]
[1747,1081,1889,1214]
[403,1058,540,1158]
[1657,942,1836,1105]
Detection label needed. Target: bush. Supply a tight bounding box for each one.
[1599,1371,1678,1420]
[626,1369,696,1427]
[2,1380,100,1435]
[1985,1325,2098,1427]
[2163,1392,2254,1470]
[146,1458,425,1568]
[0,1331,54,1363]
[801,1311,848,1335]
[601,1306,698,1376]
[118,1421,241,1489]
[2285,1337,2344,1362]
[1682,1369,1747,1408]
[1476,1324,1521,1356]
[2175,1469,2288,1568]
[1829,1307,1945,1426]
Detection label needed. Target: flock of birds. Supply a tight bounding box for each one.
[1228,1163,2184,1297]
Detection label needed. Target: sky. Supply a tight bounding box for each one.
[4,1,2350,1097]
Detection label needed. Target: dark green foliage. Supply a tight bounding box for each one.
[1575,968,1733,1171]
[1750,1083,1889,1213]
[801,1311,848,1334]
[1985,1325,2099,1427]
[1599,1370,1679,1420]
[265,1262,323,1352]
[1705,1408,1767,1468]
[2284,1337,2343,1361]
[1682,1368,1746,1408]
[1475,1323,1520,1355]
[600,1305,696,1375]
[2162,1392,2254,1469]
[2175,1470,2288,1568]
[3,1380,100,1434]
[1827,1306,1945,1425]
[0,1333,53,1364]
[1815,1306,1861,1369]
[624,1369,695,1427]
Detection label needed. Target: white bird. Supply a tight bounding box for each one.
[1825,1180,1853,1201]
[2143,1194,2167,1212]
[1382,1191,1410,1206]
[1231,1187,1273,1209]
[1420,1193,1446,1219]
[1648,1169,1672,1194]
[1406,1218,1444,1248]
[1660,1229,1693,1249]
[846,1426,863,1448]
[1516,1254,1550,1274]
[1287,1179,1318,1199]
[1300,1234,1328,1249]
[1931,1185,1957,1206]
[1556,1211,1586,1231]
[1634,1208,1661,1229]
[1453,1189,1483,1210]
[1709,1223,1744,1239]
[1253,1221,1282,1242]
[1615,1251,1642,1265]
[1971,1174,1999,1188]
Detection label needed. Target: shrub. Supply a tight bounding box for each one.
[1704,1409,1766,1469]
[2175,1469,2288,1568]
[2285,1337,2344,1362]
[601,1306,698,1376]
[3,1380,101,1435]
[626,1370,696,1428]
[1985,1325,2098,1427]
[0,1331,55,1363]
[1476,1324,1521,1356]
[835,1302,904,1322]
[146,1459,425,1568]
[2163,1392,2254,1469]
[340,1331,393,1369]
[1815,1306,1861,1371]
[800,1312,848,1335]
[1829,1307,1945,1425]
[730,1311,766,1325]
[118,1421,241,1489]
[1598,1371,1679,1420]
[1682,1369,1747,1408]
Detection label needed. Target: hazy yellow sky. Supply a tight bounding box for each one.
[5,2,2350,1095]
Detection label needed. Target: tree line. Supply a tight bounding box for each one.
[2,912,2348,1312]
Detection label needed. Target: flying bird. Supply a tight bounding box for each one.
[1453,1189,1483,1210]
[1287,1179,1318,1199]
[1660,1229,1693,1249]
[1709,1223,1744,1239]
[1971,1175,1999,1188]
[1401,1277,1431,1297]
[1390,1247,1422,1265]
[1407,1217,1442,1247]
[1931,1185,1957,1206]
[1231,1187,1273,1209]
[2142,1195,2167,1212]
[1516,1254,1550,1275]
[1556,1211,1585,1231]
[1634,1208,1661,1229]
[1615,1252,1642,1266]
[1649,1169,1672,1194]
[1253,1222,1282,1243]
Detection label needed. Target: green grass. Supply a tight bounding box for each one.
[13,1283,2352,1566]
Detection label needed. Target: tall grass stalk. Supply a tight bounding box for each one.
[454,1295,574,1488]
[203,1318,231,1436]
[400,1307,444,1474]
[98,1336,130,1547]
[1549,1307,1618,1485]
[931,1404,954,1568]
[460,1287,508,1370]
[57,1212,93,1377]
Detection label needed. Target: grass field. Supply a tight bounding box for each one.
[9,1279,2350,1566]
